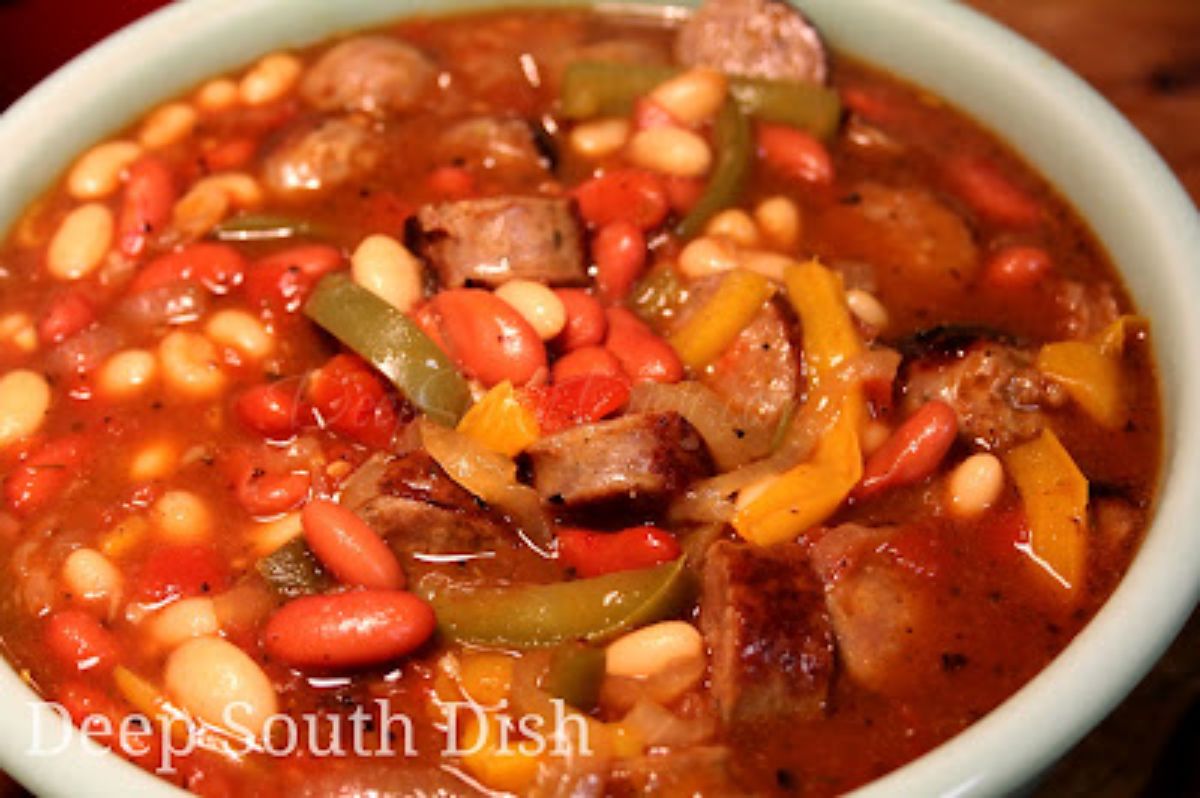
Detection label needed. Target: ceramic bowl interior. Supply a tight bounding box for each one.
[0,1,1197,796]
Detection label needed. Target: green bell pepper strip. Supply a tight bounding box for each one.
[560,61,841,139]
[544,645,607,712]
[213,213,328,242]
[425,559,695,647]
[630,263,686,327]
[304,273,472,426]
[256,538,333,598]
[675,100,752,240]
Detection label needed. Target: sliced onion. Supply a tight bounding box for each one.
[621,699,715,748]
[419,418,553,554]
[628,381,773,472]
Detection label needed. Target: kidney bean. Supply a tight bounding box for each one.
[302,499,404,590]
[553,289,607,351]
[243,244,343,315]
[593,220,647,302]
[129,242,247,295]
[756,122,834,187]
[45,610,119,674]
[263,590,435,670]
[558,526,680,578]
[573,169,670,231]
[856,400,958,500]
[134,543,229,603]
[983,245,1053,290]
[306,354,401,448]
[235,465,311,517]
[604,307,683,384]
[526,374,630,435]
[38,291,95,345]
[551,346,626,384]
[234,381,308,440]
[946,156,1042,228]
[4,435,89,517]
[431,289,546,386]
[118,156,176,258]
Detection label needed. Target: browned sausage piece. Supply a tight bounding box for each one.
[901,338,1066,451]
[262,116,382,195]
[436,116,551,180]
[300,36,437,115]
[526,412,712,509]
[700,540,835,723]
[675,0,830,84]
[412,196,587,288]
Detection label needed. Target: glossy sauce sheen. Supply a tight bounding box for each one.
[0,7,1160,797]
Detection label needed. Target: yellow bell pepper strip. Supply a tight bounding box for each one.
[733,405,862,545]
[732,259,866,545]
[458,712,545,794]
[112,666,193,747]
[1004,428,1089,598]
[1035,315,1149,429]
[456,380,540,457]
[668,269,775,371]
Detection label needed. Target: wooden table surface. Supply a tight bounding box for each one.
[1,1,1198,796]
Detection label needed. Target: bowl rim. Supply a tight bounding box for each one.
[1,1,1198,796]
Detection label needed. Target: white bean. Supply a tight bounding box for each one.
[860,420,892,457]
[648,68,727,126]
[239,53,302,106]
[164,637,278,739]
[627,127,712,177]
[351,235,425,313]
[98,349,158,400]
[195,79,238,112]
[47,203,114,280]
[62,548,122,617]
[704,209,760,248]
[151,490,213,543]
[739,250,793,283]
[678,235,738,279]
[947,453,1005,519]
[754,196,802,251]
[139,102,198,150]
[150,597,220,650]
[845,289,889,331]
[0,312,38,353]
[568,118,631,160]
[606,620,704,680]
[0,370,51,447]
[494,280,566,340]
[204,310,274,361]
[130,440,178,482]
[159,330,228,400]
[67,141,142,200]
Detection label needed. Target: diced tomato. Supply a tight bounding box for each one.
[756,122,835,187]
[557,526,681,578]
[525,374,630,435]
[4,435,89,517]
[129,242,247,295]
[663,175,706,215]
[38,291,95,344]
[427,165,477,199]
[306,354,401,448]
[133,543,229,604]
[243,244,344,316]
[234,380,309,440]
[573,169,670,231]
[979,506,1032,563]
[45,610,119,674]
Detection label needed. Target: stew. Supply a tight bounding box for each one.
[0,1,1160,796]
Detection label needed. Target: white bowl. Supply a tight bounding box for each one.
[1,1,1198,795]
